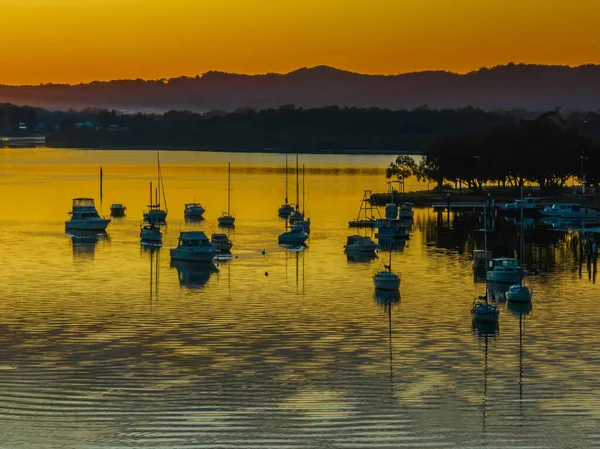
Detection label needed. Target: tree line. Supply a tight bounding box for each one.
[386,111,600,194]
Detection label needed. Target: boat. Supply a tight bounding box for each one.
[507,187,532,303]
[288,155,304,224]
[278,154,295,218]
[373,231,400,291]
[110,203,126,217]
[140,223,162,243]
[184,202,205,220]
[217,162,235,227]
[278,224,308,245]
[471,294,500,323]
[348,190,380,228]
[375,219,409,242]
[344,235,378,253]
[540,203,597,219]
[486,257,523,284]
[211,233,233,252]
[143,152,168,223]
[399,202,414,219]
[65,198,111,231]
[170,231,217,262]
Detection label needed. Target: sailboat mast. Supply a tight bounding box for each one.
[285,154,288,205]
[302,164,305,215]
[520,185,524,264]
[149,182,153,207]
[227,161,231,215]
[157,152,168,211]
[156,151,160,207]
[295,154,299,212]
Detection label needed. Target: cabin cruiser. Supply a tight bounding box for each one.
[344,235,378,253]
[486,257,523,284]
[110,203,126,217]
[184,203,205,219]
[399,203,414,219]
[170,231,217,262]
[65,198,111,231]
[540,203,597,219]
[140,223,162,243]
[503,196,541,211]
[211,233,233,252]
[278,224,308,245]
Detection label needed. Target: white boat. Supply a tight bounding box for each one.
[278,224,308,245]
[486,257,523,284]
[170,231,217,262]
[144,152,168,223]
[506,285,532,303]
[65,198,111,231]
[399,202,414,219]
[110,203,126,217]
[540,203,597,218]
[373,232,400,291]
[503,195,541,211]
[217,162,235,227]
[344,235,378,253]
[140,223,162,243]
[278,154,295,218]
[184,202,205,219]
[471,298,499,323]
[211,233,233,252]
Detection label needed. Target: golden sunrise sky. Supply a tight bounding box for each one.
[1,0,598,85]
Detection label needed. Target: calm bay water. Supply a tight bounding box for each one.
[0,148,599,448]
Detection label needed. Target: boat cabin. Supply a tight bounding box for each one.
[489,257,521,272]
[177,232,212,247]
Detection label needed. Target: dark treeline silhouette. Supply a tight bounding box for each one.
[2,64,600,112]
[387,111,600,194]
[44,105,517,152]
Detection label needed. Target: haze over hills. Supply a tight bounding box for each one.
[1,63,599,112]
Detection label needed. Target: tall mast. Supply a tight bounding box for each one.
[149,181,153,207]
[302,163,305,215]
[156,151,160,208]
[295,154,299,212]
[157,151,167,211]
[520,185,524,264]
[285,154,288,205]
[227,161,231,215]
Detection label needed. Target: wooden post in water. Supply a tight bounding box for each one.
[100,166,103,201]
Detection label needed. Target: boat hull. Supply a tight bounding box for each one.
[278,205,294,217]
[373,273,401,291]
[65,219,110,231]
[184,210,205,219]
[506,286,532,303]
[170,248,216,262]
[218,216,236,226]
[144,210,167,223]
[213,242,233,252]
[140,231,162,243]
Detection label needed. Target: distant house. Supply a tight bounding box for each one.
[18,122,27,130]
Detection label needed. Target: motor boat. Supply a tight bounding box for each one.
[170,231,217,262]
[65,198,111,231]
[486,257,523,284]
[110,203,126,217]
[506,285,532,303]
[344,235,378,253]
[211,233,233,252]
[278,225,308,245]
[140,223,162,243]
[184,203,205,219]
[540,203,597,219]
[471,298,499,323]
[399,202,414,219]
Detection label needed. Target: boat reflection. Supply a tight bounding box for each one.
[374,289,400,390]
[346,251,378,263]
[184,216,205,224]
[170,260,218,289]
[487,281,510,302]
[377,239,406,252]
[374,289,401,306]
[508,300,533,317]
[68,230,108,260]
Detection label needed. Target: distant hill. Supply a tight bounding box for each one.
[1,63,600,112]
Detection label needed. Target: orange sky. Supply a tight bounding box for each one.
[1,0,599,85]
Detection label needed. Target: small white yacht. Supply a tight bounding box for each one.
[140,223,162,243]
[278,225,308,245]
[170,231,217,262]
[506,285,532,303]
[344,235,378,253]
[399,202,414,219]
[471,298,499,323]
[110,203,126,217]
[65,198,111,231]
[540,203,597,218]
[211,233,233,252]
[184,203,205,219]
[486,257,523,284]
